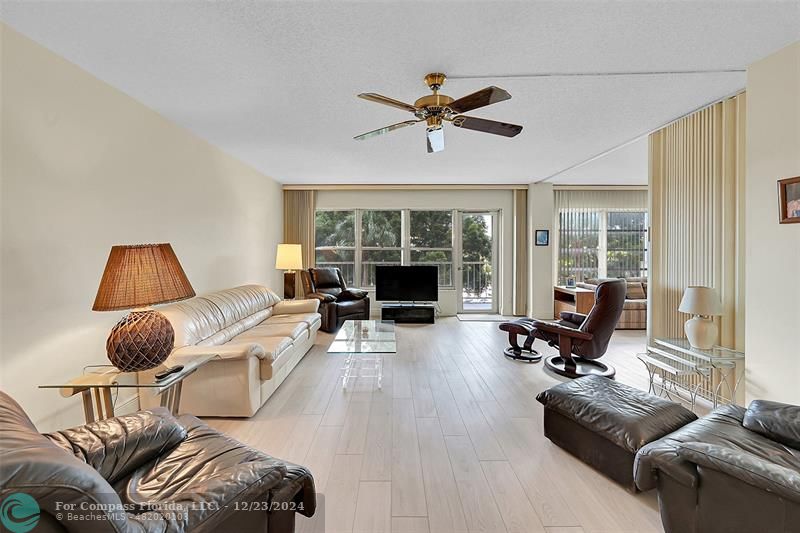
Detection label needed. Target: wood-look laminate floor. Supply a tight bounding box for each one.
[205,318,663,533]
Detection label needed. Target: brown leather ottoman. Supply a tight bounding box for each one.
[536,375,697,491]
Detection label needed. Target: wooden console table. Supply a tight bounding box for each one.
[553,286,595,318]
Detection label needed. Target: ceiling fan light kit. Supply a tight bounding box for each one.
[355,72,523,153]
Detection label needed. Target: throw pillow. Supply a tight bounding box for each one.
[626,282,646,300]
[743,400,800,449]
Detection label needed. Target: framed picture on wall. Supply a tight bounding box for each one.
[778,176,800,224]
[535,229,550,246]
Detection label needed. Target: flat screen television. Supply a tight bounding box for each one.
[375,265,438,302]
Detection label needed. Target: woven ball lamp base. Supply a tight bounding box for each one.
[106,310,175,372]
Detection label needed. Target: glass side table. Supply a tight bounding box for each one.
[638,338,744,412]
[40,353,217,423]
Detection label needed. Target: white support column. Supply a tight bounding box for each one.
[528,183,554,319]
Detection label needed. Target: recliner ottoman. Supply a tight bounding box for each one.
[536,375,697,491]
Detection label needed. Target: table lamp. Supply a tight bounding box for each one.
[276,244,303,299]
[678,286,722,350]
[93,244,195,372]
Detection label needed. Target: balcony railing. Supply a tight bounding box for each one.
[314,261,491,301]
[462,261,492,298]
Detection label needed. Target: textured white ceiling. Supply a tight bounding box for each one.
[552,137,649,186]
[2,1,798,185]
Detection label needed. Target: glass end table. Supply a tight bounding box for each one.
[39,353,217,423]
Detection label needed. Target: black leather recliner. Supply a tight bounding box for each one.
[300,267,370,332]
[0,390,315,532]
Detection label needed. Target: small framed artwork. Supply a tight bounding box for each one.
[778,176,800,224]
[535,229,550,246]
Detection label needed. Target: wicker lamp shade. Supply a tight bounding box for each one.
[93,244,195,372]
[93,244,195,311]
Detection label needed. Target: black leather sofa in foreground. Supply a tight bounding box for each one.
[0,391,315,532]
[635,399,800,533]
[538,377,800,533]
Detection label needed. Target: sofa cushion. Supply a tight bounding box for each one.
[249,321,309,341]
[202,285,281,327]
[221,328,293,379]
[161,296,228,347]
[46,408,187,484]
[677,442,800,504]
[623,299,647,310]
[626,282,646,300]
[122,414,291,530]
[337,299,370,317]
[743,400,800,450]
[268,312,323,329]
[161,285,281,347]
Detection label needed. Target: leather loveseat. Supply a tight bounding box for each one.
[0,390,315,533]
[300,268,370,332]
[635,400,800,533]
[140,285,321,417]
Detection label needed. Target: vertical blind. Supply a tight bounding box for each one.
[649,94,745,350]
[554,189,648,284]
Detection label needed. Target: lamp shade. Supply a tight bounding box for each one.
[92,244,195,311]
[275,244,303,270]
[678,286,722,316]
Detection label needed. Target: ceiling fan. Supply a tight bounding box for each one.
[354,73,523,153]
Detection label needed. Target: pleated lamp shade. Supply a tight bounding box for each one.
[93,244,195,311]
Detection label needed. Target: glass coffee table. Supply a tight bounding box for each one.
[327,320,396,389]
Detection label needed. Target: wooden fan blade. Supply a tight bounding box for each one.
[448,86,511,113]
[354,120,421,141]
[451,115,523,137]
[357,93,418,113]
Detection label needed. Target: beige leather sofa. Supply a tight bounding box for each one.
[140,285,321,417]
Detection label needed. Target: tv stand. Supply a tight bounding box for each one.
[381,303,435,324]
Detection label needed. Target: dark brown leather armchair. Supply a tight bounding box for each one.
[635,400,800,533]
[300,267,370,332]
[501,279,626,377]
[0,391,315,532]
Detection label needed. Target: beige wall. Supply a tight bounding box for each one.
[316,189,514,316]
[745,42,800,404]
[0,25,284,429]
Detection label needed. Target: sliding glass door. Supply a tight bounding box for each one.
[456,211,497,313]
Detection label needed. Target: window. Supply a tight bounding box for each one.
[314,209,455,288]
[606,211,648,279]
[360,210,402,287]
[409,210,454,286]
[314,210,356,285]
[558,210,600,283]
[557,209,647,284]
